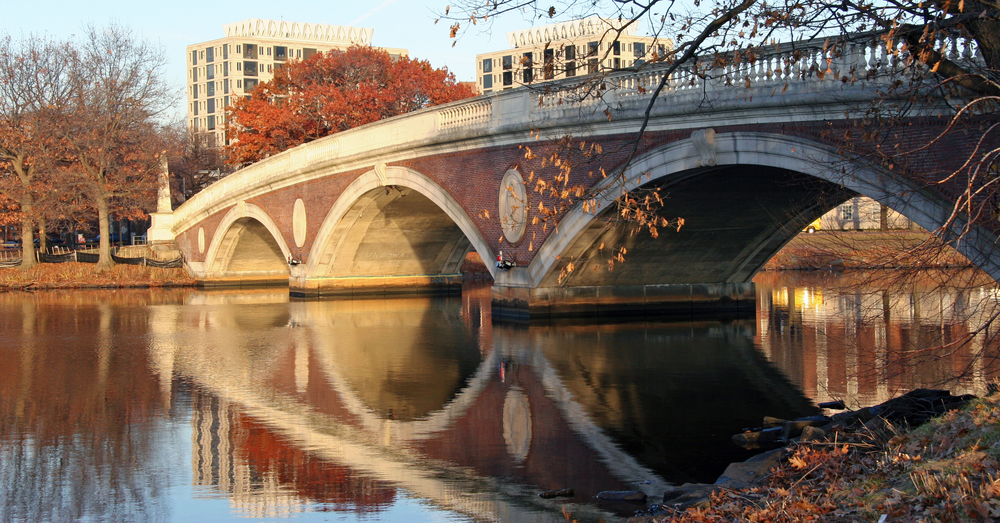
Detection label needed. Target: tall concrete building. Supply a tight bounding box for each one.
[187,19,407,146]
[475,17,670,94]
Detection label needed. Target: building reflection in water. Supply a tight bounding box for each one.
[755,270,1000,408]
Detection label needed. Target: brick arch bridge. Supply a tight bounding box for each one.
[152,34,999,319]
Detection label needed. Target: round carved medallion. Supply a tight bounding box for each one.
[499,169,527,243]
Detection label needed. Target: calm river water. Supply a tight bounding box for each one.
[1,271,997,522]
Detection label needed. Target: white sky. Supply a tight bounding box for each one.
[8,0,555,121]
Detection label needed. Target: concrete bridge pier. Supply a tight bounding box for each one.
[491,275,755,322]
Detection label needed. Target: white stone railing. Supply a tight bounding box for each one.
[172,31,979,233]
[438,99,493,129]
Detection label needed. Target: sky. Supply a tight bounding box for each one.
[8,0,546,121]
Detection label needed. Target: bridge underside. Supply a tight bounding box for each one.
[203,218,291,288]
[292,187,470,297]
[494,166,854,320]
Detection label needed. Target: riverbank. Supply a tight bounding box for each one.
[629,388,1000,522]
[0,262,197,290]
[764,230,972,270]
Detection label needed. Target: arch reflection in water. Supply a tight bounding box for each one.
[148,285,826,521]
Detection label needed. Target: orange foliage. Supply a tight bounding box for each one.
[226,46,476,166]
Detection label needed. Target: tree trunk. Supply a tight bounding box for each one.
[19,211,36,270]
[96,196,114,271]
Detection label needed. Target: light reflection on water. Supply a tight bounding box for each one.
[0,271,997,522]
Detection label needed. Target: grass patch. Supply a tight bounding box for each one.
[0,262,196,290]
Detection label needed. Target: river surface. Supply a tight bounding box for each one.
[1,271,997,522]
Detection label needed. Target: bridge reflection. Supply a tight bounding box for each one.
[146,285,825,521]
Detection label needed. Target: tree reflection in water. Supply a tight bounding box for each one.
[0,290,182,523]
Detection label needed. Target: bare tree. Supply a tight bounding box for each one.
[0,34,73,268]
[54,23,173,270]
[165,124,233,205]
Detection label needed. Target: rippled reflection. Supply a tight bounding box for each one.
[755,271,1000,408]
[0,273,998,522]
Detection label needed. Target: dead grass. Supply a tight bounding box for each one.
[0,262,197,290]
[654,389,1000,522]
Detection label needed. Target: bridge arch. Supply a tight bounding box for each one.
[302,166,496,293]
[203,202,292,280]
[528,131,1000,288]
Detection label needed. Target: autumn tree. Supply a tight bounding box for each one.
[0,34,72,268]
[226,46,475,166]
[52,23,173,270]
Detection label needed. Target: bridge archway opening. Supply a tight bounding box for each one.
[540,165,853,288]
[307,174,485,295]
[207,217,290,279]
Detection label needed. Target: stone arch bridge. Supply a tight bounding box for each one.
[152,35,999,320]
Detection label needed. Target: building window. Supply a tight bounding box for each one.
[243,61,257,77]
[566,61,576,77]
[207,98,215,114]
[613,57,620,69]
[296,49,302,58]
[482,58,492,73]
[522,52,533,83]
[258,46,264,56]
[237,80,241,88]
[482,75,493,89]
[565,44,576,61]
[244,79,258,91]
[224,95,229,108]
[243,44,256,59]
[588,41,599,56]
[502,55,512,70]
[193,101,198,116]
[612,41,620,56]
[236,45,241,54]
[303,48,317,59]
[275,46,287,61]
[192,84,198,99]
[224,62,229,77]
[237,62,241,71]
[191,50,198,65]
[206,64,214,80]
[224,79,229,94]
[544,48,554,79]
[502,71,512,86]
[588,58,599,73]
[206,47,214,63]
[634,42,646,58]
[207,82,215,97]
[208,115,215,130]
[841,205,853,220]
[267,64,272,73]
[223,44,228,60]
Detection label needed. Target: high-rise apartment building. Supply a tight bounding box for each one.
[475,18,670,94]
[187,19,407,146]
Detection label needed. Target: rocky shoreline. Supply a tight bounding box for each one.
[624,388,990,522]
